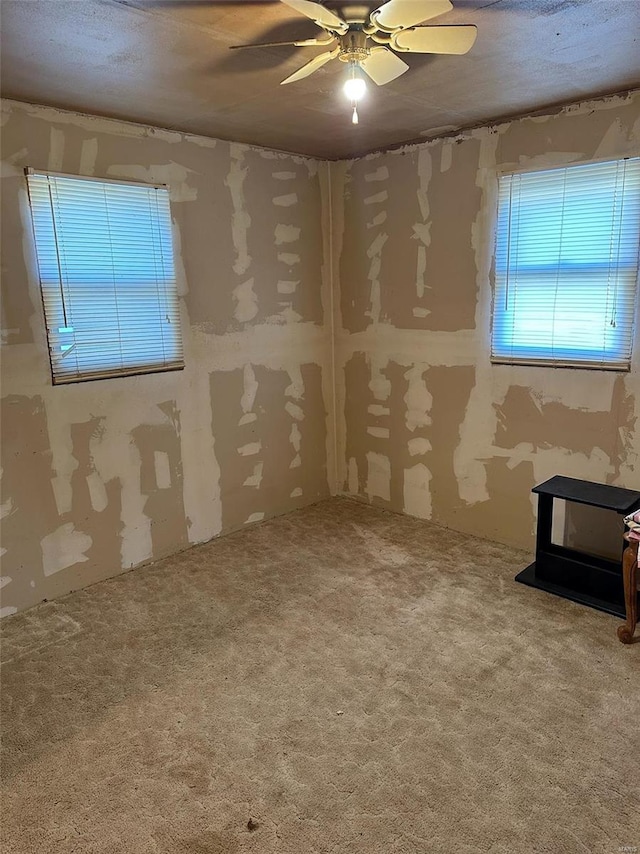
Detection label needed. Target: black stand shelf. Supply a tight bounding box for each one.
[516,476,640,618]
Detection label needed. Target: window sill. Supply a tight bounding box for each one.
[490,357,630,372]
[52,362,185,385]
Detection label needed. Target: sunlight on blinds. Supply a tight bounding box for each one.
[491,157,640,370]
[26,171,184,384]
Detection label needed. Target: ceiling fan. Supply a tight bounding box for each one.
[231,0,477,123]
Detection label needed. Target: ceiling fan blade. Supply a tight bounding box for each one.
[230,34,335,49]
[360,47,409,85]
[369,0,452,32]
[280,0,348,33]
[280,46,340,84]
[392,25,478,55]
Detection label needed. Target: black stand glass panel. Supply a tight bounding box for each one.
[516,476,640,618]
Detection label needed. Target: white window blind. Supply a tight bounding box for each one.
[26,170,184,384]
[491,157,640,369]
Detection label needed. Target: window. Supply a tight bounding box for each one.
[491,157,640,370]
[26,170,184,384]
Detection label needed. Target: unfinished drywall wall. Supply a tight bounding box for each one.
[0,100,333,616]
[333,91,640,550]
[3,90,639,617]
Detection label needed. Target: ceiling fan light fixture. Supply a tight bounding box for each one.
[343,63,367,101]
[343,62,366,125]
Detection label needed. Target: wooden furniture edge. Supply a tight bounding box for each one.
[618,534,638,644]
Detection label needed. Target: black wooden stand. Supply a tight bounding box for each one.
[516,476,640,618]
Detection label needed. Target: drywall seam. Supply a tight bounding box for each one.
[329,162,350,495]
[453,130,501,505]
[327,160,339,493]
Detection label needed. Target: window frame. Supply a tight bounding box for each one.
[489,156,640,372]
[25,168,185,386]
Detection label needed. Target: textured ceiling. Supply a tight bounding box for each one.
[1,0,639,159]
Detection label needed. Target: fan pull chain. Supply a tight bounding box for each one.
[352,104,359,124]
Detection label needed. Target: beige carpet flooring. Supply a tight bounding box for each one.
[1,497,638,854]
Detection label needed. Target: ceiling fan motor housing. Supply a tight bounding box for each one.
[338,29,369,63]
